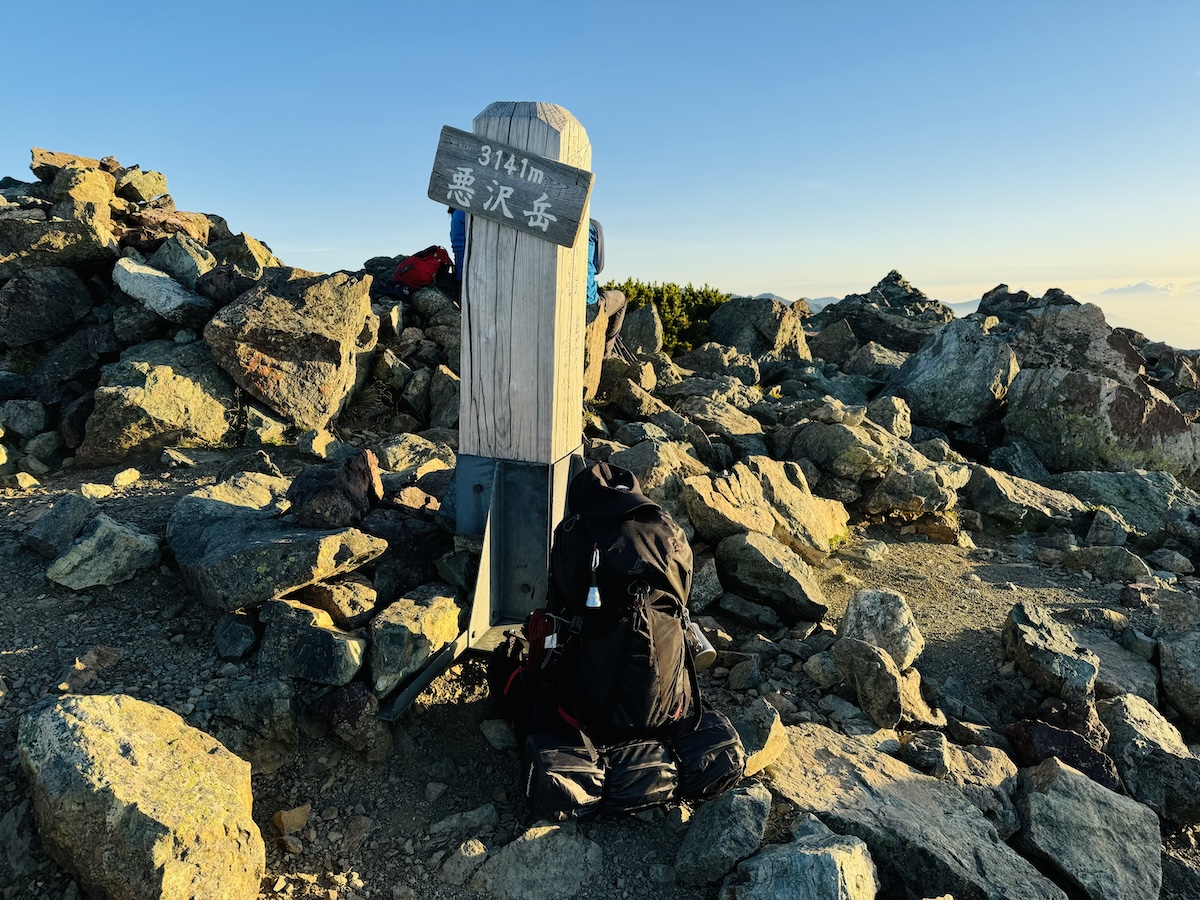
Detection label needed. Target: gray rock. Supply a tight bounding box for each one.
[842,342,908,379]
[1084,507,1131,546]
[719,815,879,900]
[893,317,1019,429]
[811,271,954,354]
[1005,365,1200,478]
[214,610,261,661]
[469,822,603,900]
[442,838,488,887]
[1048,469,1200,546]
[166,473,388,611]
[208,677,299,774]
[709,296,811,362]
[621,303,664,355]
[682,466,779,544]
[898,730,1020,839]
[690,557,723,614]
[744,456,850,565]
[716,531,828,624]
[1017,757,1161,900]
[1002,602,1099,703]
[76,340,239,466]
[18,694,264,899]
[45,514,161,590]
[147,232,216,290]
[767,723,1067,900]
[719,593,784,631]
[258,599,366,686]
[676,780,772,885]
[832,638,946,730]
[288,575,378,630]
[676,342,760,386]
[0,266,94,347]
[115,166,168,203]
[1147,547,1194,574]
[0,399,46,437]
[368,583,461,695]
[112,256,214,327]
[865,395,912,439]
[960,465,1089,531]
[204,269,379,430]
[23,492,98,559]
[989,439,1053,483]
[1160,632,1200,723]
[1097,693,1200,825]
[428,802,499,839]
[838,588,925,670]
[861,442,969,517]
[1061,546,1153,583]
[428,364,460,429]
[375,432,456,483]
[778,419,899,482]
[731,700,789,777]
[1074,628,1158,704]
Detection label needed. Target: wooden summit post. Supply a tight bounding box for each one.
[380,102,592,718]
[440,101,593,635]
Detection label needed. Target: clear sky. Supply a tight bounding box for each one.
[4,2,1198,345]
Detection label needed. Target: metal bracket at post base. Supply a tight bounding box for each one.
[377,453,581,721]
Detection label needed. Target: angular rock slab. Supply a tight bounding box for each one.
[204,268,378,430]
[1002,601,1098,703]
[766,724,1067,900]
[469,822,603,900]
[45,514,161,590]
[0,217,118,281]
[166,473,388,612]
[1098,693,1200,826]
[368,583,461,695]
[0,266,95,348]
[1017,757,1161,900]
[720,815,879,900]
[1160,632,1200,722]
[76,340,239,466]
[676,780,772,886]
[18,694,264,900]
[258,600,366,686]
[832,638,945,730]
[715,530,827,624]
[112,256,214,327]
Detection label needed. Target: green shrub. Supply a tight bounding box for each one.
[603,278,733,356]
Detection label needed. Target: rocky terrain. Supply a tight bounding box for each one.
[3,147,1200,899]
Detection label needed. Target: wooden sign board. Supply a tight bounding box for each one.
[427,125,593,248]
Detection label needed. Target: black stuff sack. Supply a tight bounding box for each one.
[668,708,747,801]
[602,738,679,814]
[522,732,605,821]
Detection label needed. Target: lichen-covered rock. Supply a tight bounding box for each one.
[204,268,378,430]
[368,583,460,695]
[0,266,95,348]
[45,514,161,590]
[18,694,264,900]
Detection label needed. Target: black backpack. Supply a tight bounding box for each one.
[544,462,698,746]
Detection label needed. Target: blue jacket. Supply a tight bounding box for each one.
[587,218,604,305]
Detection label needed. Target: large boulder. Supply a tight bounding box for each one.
[1002,602,1099,703]
[1160,633,1200,723]
[744,456,850,564]
[960,465,1089,532]
[1001,299,1146,386]
[892,317,1019,429]
[76,340,239,467]
[1004,366,1200,477]
[715,531,828,624]
[1047,469,1200,547]
[767,724,1067,900]
[898,731,1020,839]
[368,583,461,695]
[708,296,811,362]
[838,589,924,670]
[469,823,603,900]
[45,514,161,590]
[166,473,388,612]
[0,216,118,280]
[1016,757,1162,900]
[204,269,379,430]
[675,780,772,886]
[257,600,367,686]
[18,694,264,900]
[1097,693,1200,826]
[0,266,95,348]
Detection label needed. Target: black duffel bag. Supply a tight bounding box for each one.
[522,732,605,821]
[603,739,678,813]
[668,708,746,800]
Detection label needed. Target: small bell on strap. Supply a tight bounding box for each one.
[586,544,602,608]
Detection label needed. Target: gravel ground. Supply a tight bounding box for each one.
[2,450,1198,898]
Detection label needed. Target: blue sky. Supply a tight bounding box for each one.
[4,2,1198,344]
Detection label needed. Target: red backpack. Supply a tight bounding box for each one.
[391,245,453,294]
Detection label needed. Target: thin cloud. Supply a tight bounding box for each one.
[1100,281,1178,297]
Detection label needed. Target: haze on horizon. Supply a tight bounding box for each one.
[3,2,1195,346]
